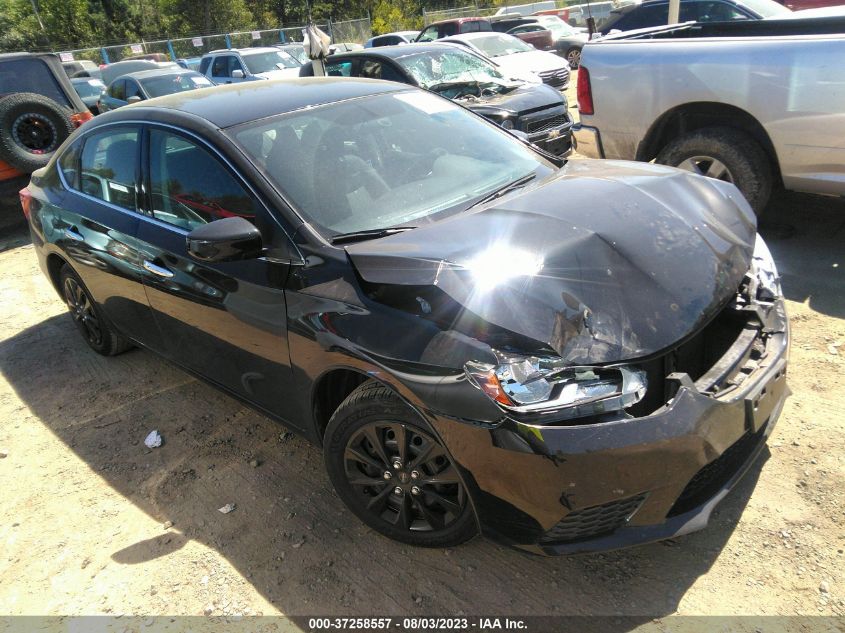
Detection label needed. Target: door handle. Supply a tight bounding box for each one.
[143,260,175,278]
[64,227,84,241]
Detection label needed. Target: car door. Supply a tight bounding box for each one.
[135,125,299,425]
[101,79,126,112]
[54,125,163,348]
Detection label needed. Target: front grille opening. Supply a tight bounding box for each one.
[539,494,646,545]
[629,305,754,417]
[667,421,768,518]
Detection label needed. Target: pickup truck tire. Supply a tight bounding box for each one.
[0,93,75,173]
[656,126,772,214]
[565,47,582,69]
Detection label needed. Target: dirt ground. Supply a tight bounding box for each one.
[0,128,844,623]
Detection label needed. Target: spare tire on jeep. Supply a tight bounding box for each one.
[0,92,75,173]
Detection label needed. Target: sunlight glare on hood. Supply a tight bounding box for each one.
[465,243,544,292]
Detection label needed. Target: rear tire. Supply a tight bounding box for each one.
[324,380,478,548]
[655,126,773,214]
[60,264,131,356]
[566,47,582,69]
[0,93,75,172]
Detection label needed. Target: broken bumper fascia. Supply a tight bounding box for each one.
[426,298,789,555]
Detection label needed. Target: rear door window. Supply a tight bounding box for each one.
[78,127,139,211]
[614,3,669,30]
[357,59,406,83]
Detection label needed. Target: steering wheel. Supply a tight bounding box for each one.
[338,155,390,199]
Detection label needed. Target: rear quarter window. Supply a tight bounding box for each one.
[0,59,71,108]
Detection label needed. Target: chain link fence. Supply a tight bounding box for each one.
[56,17,371,66]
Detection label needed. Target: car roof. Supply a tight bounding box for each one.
[112,77,409,129]
[123,68,200,80]
[331,42,464,60]
[205,47,281,56]
[442,31,505,40]
[429,16,490,25]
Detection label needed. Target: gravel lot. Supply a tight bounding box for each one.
[0,112,843,621]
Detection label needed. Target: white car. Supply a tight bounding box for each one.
[441,32,570,90]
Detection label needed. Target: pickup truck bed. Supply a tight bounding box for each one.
[575,17,845,212]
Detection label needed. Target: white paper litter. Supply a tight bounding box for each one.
[218,503,236,514]
[144,430,162,448]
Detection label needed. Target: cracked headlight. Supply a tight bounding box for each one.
[751,233,781,302]
[465,356,647,419]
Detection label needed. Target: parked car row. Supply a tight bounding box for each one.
[18,64,791,557]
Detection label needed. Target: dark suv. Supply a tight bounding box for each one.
[0,53,92,215]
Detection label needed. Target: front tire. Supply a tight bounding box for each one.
[60,264,131,356]
[655,126,773,214]
[323,380,478,548]
[566,47,582,69]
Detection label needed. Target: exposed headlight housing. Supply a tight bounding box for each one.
[750,233,781,302]
[465,355,647,419]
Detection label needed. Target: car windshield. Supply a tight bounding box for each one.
[536,16,581,36]
[466,33,534,57]
[395,49,515,92]
[230,91,552,236]
[242,50,300,73]
[140,72,213,97]
[282,45,308,64]
[738,0,791,16]
[73,79,106,97]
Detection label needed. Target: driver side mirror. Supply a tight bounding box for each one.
[186,217,263,263]
[127,95,142,104]
[231,69,245,79]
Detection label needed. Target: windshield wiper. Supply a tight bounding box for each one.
[427,80,482,94]
[468,173,537,210]
[330,227,416,245]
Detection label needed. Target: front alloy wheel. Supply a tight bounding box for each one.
[324,381,477,547]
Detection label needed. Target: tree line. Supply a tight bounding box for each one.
[0,0,434,53]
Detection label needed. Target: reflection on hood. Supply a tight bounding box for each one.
[346,160,757,364]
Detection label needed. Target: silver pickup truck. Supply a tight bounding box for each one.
[574,18,845,212]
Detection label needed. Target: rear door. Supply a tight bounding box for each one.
[54,125,162,347]
[134,125,299,425]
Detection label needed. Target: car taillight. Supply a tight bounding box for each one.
[70,111,93,128]
[19,187,33,219]
[577,66,594,116]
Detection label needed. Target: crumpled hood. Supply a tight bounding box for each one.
[457,83,564,117]
[346,159,757,365]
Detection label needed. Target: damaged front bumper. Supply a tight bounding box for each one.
[425,256,789,555]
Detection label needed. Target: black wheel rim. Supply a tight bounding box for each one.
[12,113,58,154]
[343,422,466,532]
[63,277,102,346]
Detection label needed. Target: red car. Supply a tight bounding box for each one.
[506,23,554,49]
[415,17,493,41]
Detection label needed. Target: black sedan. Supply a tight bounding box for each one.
[21,78,789,554]
[599,0,790,34]
[299,44,573,157]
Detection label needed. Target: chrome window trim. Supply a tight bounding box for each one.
[56,119,301,249]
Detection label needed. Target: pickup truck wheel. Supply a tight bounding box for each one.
[566,47,582,69]
[0,93,75,173]
[324,380,478,548]
[656,126,772,214]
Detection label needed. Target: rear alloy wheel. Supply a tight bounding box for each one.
[566,47,582,69]
[655,126,773,214]
[60,265,131,356]
[324,381,477,547]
